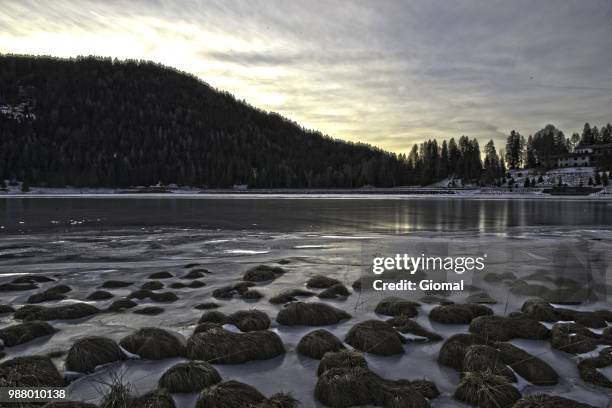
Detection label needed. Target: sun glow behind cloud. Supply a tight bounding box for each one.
[1,0,611,153]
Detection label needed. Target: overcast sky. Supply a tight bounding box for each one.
[1,0,611,153]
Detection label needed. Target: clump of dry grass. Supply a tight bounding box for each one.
[226,310,270,332]
[0,355,66,387]
[306,275,340,289]
[14,303,100,321]
[243,265,286,282]
[429,303,492,324]
[158,360,221,393]
[276,302,350,326]
[315,366,434,408]
[0,320,55,346]
[374,297,420,317]
[187,326,284,364]
[438,334,486,370]
[269,289,314,305]
[127,289,178,303]
[297,329,345,359]
[65,336,125,373]
[512,394,598,408]
[119,327,185,360]
[196,380,266,408]
[317,350,368,376]
[386,315,442,341]
[344,319,405,356]
[469,315,549,341]
[318,284,350,300]
[453,370,521,408]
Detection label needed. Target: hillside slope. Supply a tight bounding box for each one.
[0,55,410,188]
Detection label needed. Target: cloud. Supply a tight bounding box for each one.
[1,0,611,153]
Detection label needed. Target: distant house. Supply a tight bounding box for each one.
[557,147,593,168]
[555,144,612,168]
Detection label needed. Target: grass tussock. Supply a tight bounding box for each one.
[128,289,178,303]
[132,306,165,315]
[512,394,597,408]
[159,360,221,393]
[374,297,420,317]
[437,334,486,370]
[254,393,299,408]
[119,327,185,360]
[317,350,368,376]
[0,355,66,387]
[386,315,442,341]
[297,329,345,359]
[453,370,521,408]
[577,346,612,388]
[14,303,100,321]
[101,280,133,289]
[196,380,265,408]
[429,303,492,324]
[107,298,137,312]
[187,326,284,364]
[0,320,55,346]
[306,275,340,289]
[87,290,114,300]
[344,319,405,356]
[269,289,314,305]
[226,310,270,332]
[141,281,164,290]
[65,336,125,373]
[148,271,173,279]
[243,265,286,282]
[276,302,351,326]
[469,315,549,341]
[317,284,350,300]
[315,366,434,408]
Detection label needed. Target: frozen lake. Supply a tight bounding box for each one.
[0,197,611,407]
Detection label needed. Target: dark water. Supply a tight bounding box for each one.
[1,196,611,233]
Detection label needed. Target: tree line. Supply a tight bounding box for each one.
[0,55,411,188]
[0,55,610,189]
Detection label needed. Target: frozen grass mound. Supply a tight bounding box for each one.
[429,303,492,324]
[297,329,345,359]
[344,319,405,356]
[269,289,314,304]
[317,350,368,376]
[158,360,221,393]
[374,297,420,317]
[254,393,298,408]
[550,323,601,354]
[438,333,486,371]
[0,282,38,291]
[318,284,350,300]
[469,315,549,341]
[100,384,175,408]
[87,290,114,300]
[243,265,286,282]
[577,346,612,388]
[463,345,516,382]
[199,310,227,324]
[212,282,256,300]
[27,286,68,303]
[495,342,558,385]
[306,275,341,289]
[14,303,100,321]
[187,326,285,364]
[315,366,436,408]
[148,271,173,279]
[183,269,206,279]
[107,298,137,312]
[141,281,164,290]
[521,299,609,328]
[119,327,185,360]
[276,302,351,326]
[194,302,220,310]
[226,310,271,332]
[128,289,178,303]
[386,315,442,341]
[12,275,55,284]
[0,321,55,346]
[454,370,521,408]
[0,355,66,387]
[196,380,265,408]
[101,280,133,289]
[133,306,165,315]
[512,394,597,408]
[66,336,125,373]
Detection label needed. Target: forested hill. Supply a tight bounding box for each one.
[0,55,410,188]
